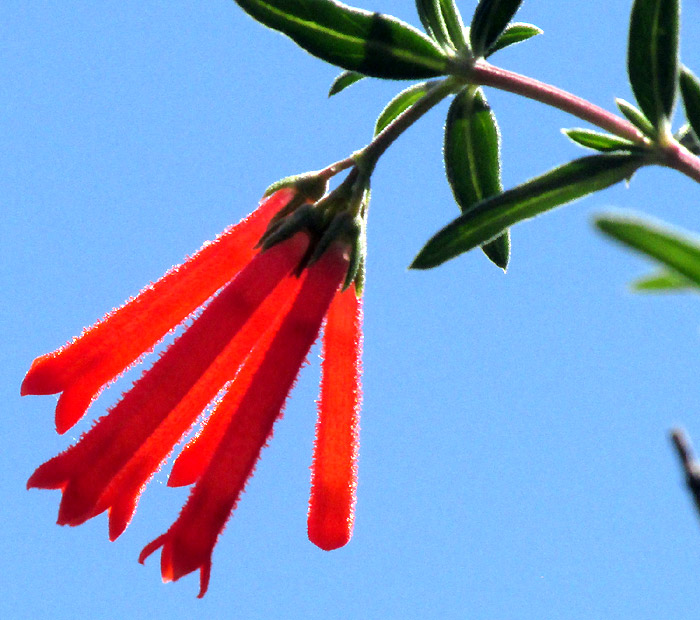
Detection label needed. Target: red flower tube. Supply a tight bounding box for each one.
[308,284,363,550]
[21,189,297,434]
[140,241,351,597]
[27,233,310,529]
[23,181,365,597]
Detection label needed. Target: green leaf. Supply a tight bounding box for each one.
[375,82,432,135]
[486,22,542,56]
[680,66,700,140]
[480,230,510,270]
[627,0,680,129]
[631,269,694,292]
[415,0,468,50]
[233,0,451,79]
[411,154,646,269]
[470,0,524,57]
[595,214,700,288]
[615,98,656,138]
[415,0,451,48]
[328,70,365,96]
[445,89,502,208]
[563,128,640,153]
[439,0,468,50]
[445,87,509,269]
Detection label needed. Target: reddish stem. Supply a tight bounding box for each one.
[471,61,646,143]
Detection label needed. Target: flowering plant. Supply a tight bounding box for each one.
[22,0,700,598]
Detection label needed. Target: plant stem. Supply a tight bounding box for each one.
[325,60,700,187]
[670,428,700,520]
[658,139,700,184]
[467,60,700,184]
[317,157,356,180]
[356,78,458,176]
[470,61,647,143]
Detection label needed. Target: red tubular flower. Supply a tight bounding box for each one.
[139,242,351,597]
[308,284,362,550]
[21,189,295,434]
[23,185,365,597]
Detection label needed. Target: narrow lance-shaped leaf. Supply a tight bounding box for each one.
[470,0,524,57]
[439,0,468,50]
[445,87,509,269]
[627,0,680,129]
[233,0,451,79]
[631,269,694,293]
[680,66,700,140]
[486,22,542,56]
[563,128,639,153]
[329,70,365,96]
[375,82,432,136]
[595,215,700,288]
[412,154,646,269]
[615,98,656,138]
[415,0,452,48]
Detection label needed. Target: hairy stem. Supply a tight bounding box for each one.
[325,60,700,187]
[356,78,458,176]
[658,140,700,184]
[465,60,700,184]
[470,61,646,143]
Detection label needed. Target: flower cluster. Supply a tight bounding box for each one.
[22,183,364,597]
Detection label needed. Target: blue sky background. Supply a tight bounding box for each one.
[4,1,700,618]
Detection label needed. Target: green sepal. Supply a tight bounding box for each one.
[470,0,524,57]
[258,202,323,250]
[352,254,366,294]
[233,0,451,79]
[375,82,432,135]
[486,22,542,56]
[680,66,700,141]
[329,70,365,96]
[445,87,509,270]
[631,269,694,293]
[307,211,356,264]
[615,98,656,138]
[596,214,700,289]
[627,0,680,129]
[263,170,329,201]
[346,187,370,293]
[563,128,641,153]
[411,154,646,270]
